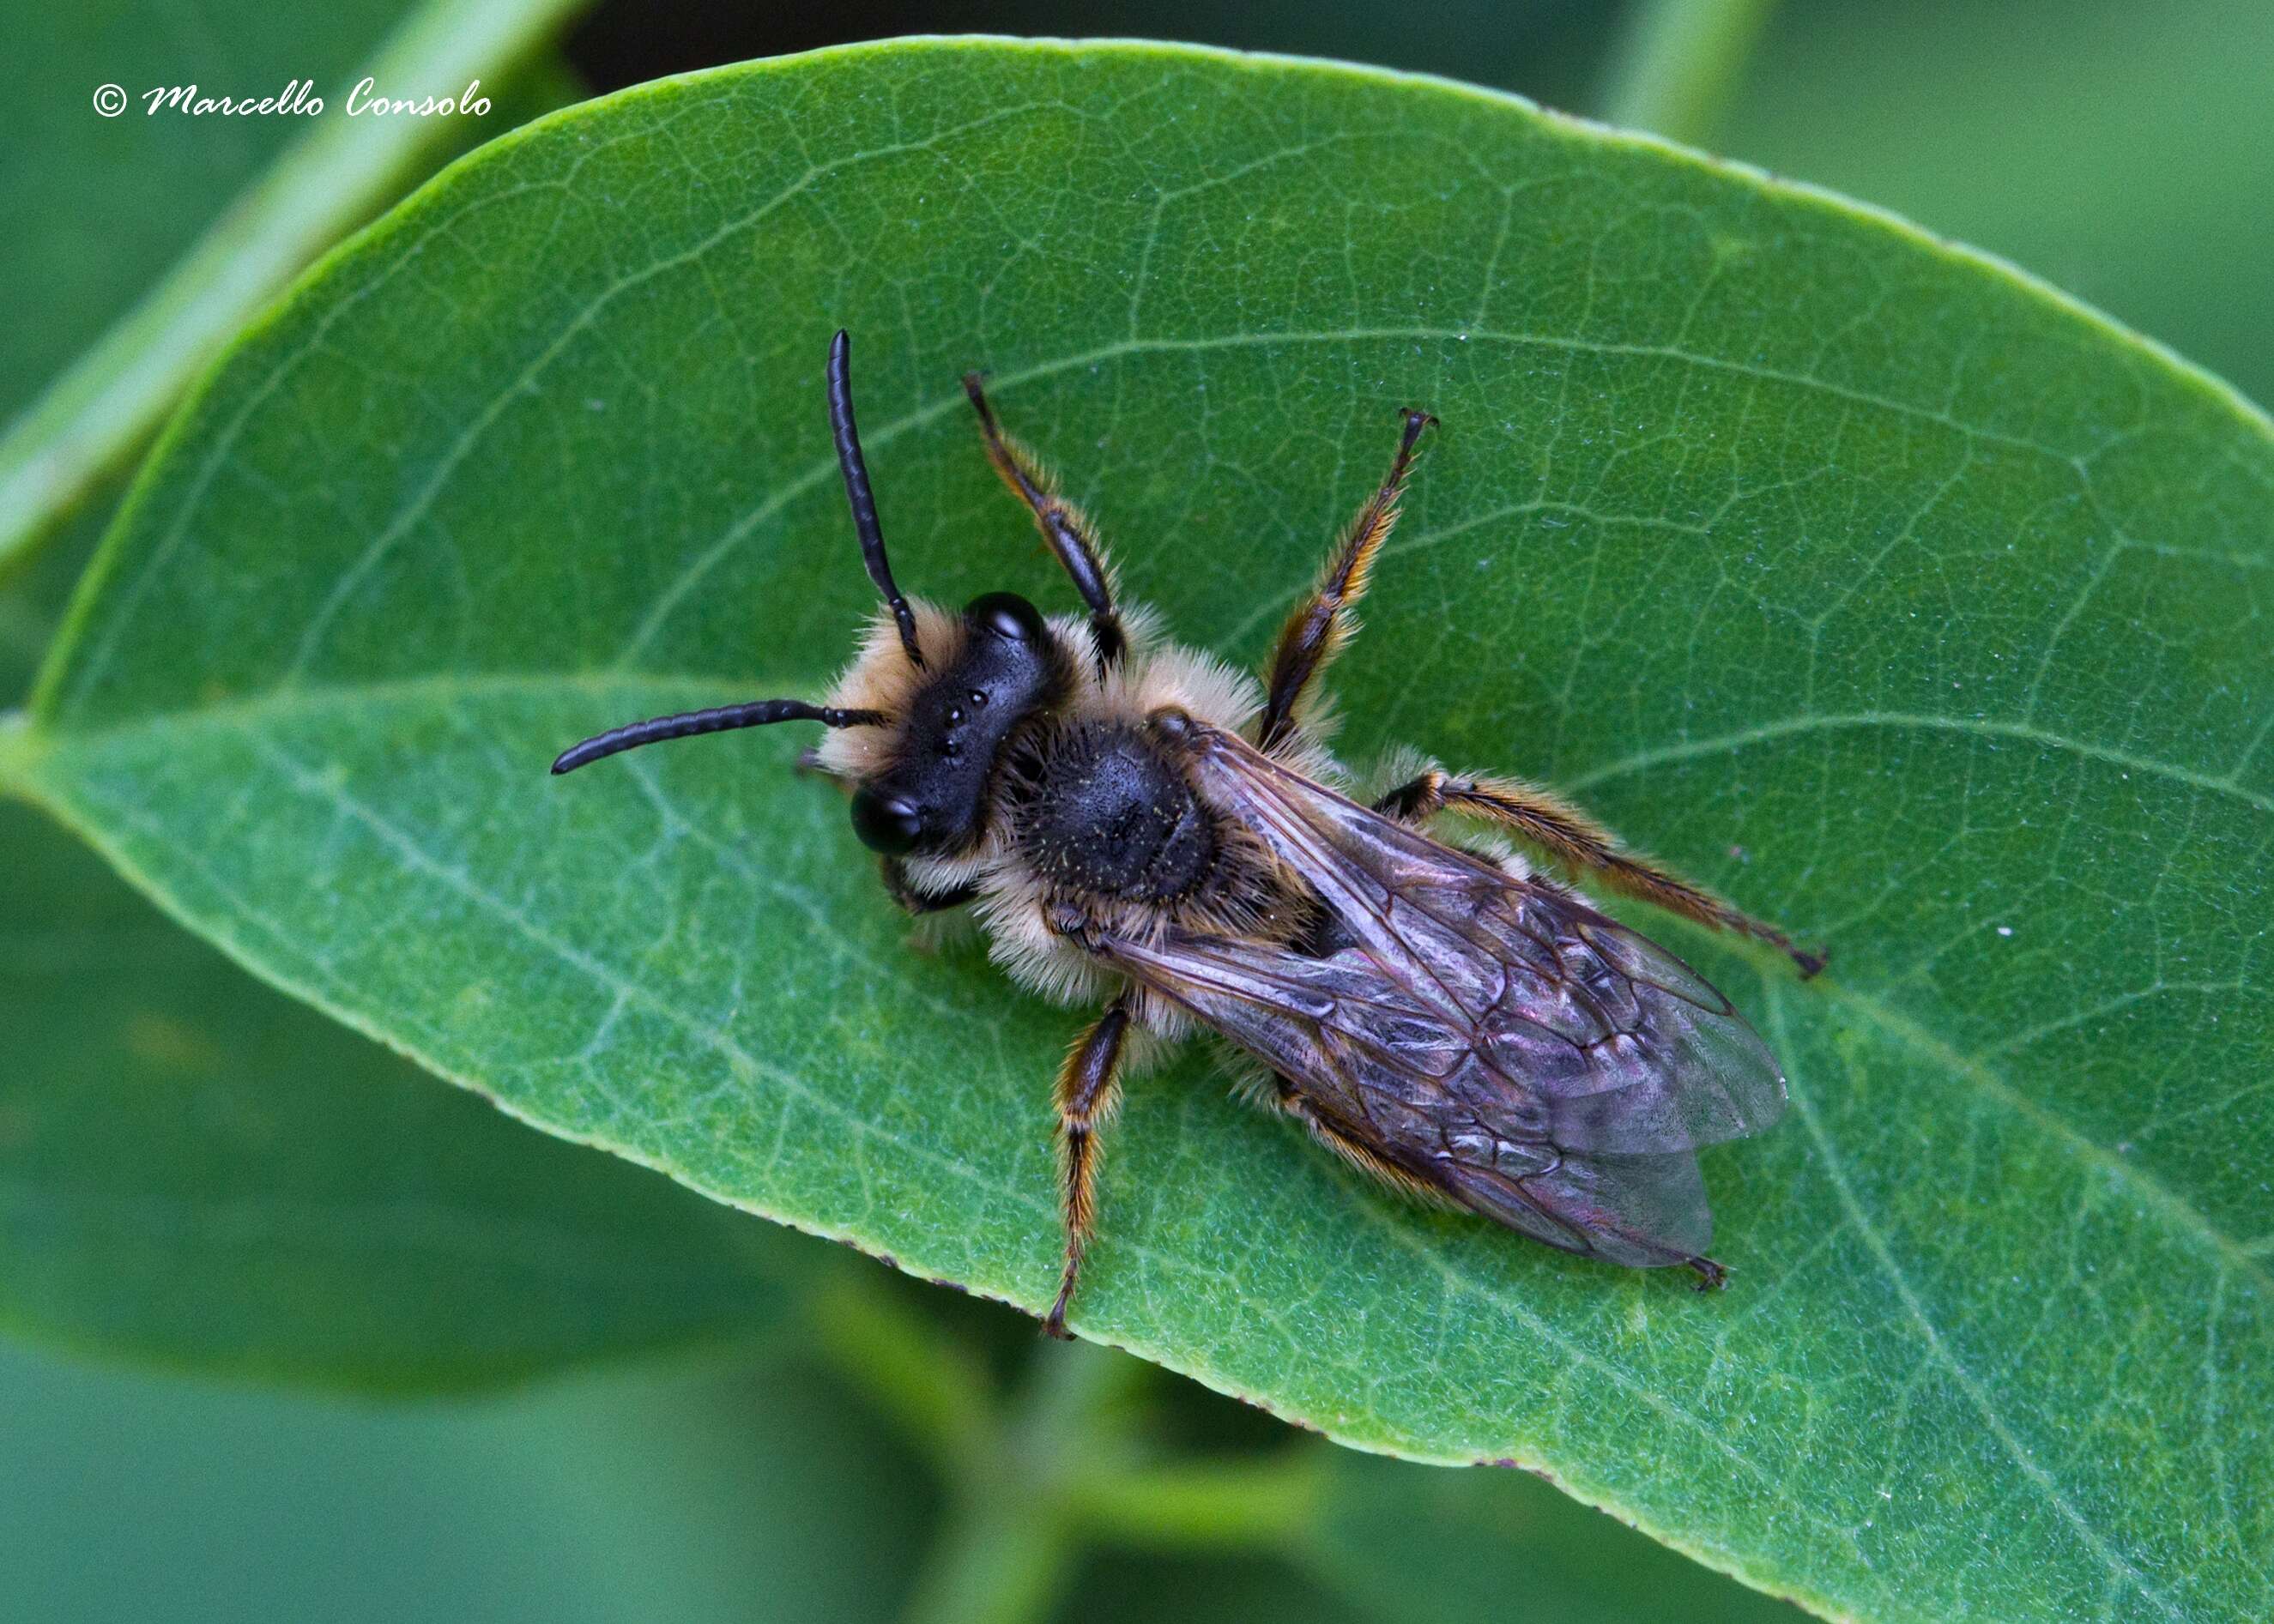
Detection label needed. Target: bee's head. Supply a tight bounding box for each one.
[846,589,1067,857]
[549,332,1071,852]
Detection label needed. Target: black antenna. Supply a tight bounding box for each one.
[551,700,885,776]
[827,329,925,668]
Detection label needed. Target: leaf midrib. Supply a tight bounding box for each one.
[15,667,2265,1307]
[27,662,2274,824]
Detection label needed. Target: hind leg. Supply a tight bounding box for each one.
[1375,769,1823,977]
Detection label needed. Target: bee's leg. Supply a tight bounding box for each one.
[1374,770,1825,978]
[1273,1078,1457,1210]
[881,857,979,915]
[1047,992,1134,1338]
[1255,408,1435,752]
[960,373,1125,673]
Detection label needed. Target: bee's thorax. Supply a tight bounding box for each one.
[1006,720,1219,903]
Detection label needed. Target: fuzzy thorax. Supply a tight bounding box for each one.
[817,595,1298,1035]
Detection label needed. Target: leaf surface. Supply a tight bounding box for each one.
[10,39,2271,1621]
[2,510,797,1392]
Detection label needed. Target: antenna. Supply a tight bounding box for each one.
[551,700,884,776]
[827,329,925,668]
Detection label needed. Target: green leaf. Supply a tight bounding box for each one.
[0,796,806,1391]
[9,38,2270,1620]
[3,510,800,1392]
[0,1338,936,1622]
[0,0,591,572]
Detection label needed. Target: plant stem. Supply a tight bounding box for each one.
[898,1478,1079,1624]
[1598,0,1783,147]
[0,709,42,793]
[897,1339,1135,1624]
[1069,1450,1328,1552]
[805,1270,999,1478]
[807,1277,1330,1624]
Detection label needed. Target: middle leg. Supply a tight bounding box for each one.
[1376,770,1824,976]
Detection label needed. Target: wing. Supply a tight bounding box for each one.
[1085,724,1787,1270]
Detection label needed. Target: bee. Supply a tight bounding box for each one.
[554,331,1823,1337]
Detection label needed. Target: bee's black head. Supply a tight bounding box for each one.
[849,590,1067,856]
[549,333,1069,850]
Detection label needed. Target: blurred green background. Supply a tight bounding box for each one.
[4,0,2265,1619]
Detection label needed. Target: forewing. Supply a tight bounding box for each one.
[1180,726,1787,1152]
[1086,726,1789,1269]
[1095,922,1718,1266]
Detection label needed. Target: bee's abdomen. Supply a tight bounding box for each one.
[1010,721,1217,903]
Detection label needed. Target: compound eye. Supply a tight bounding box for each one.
[966,591,1046,643]
[850,787,924,854]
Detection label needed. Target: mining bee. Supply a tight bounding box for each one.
[554,331,1823,1337]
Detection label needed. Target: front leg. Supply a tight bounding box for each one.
[1047,992,1134,1338]
[881,857,979,915]
[962,373,1126,673]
